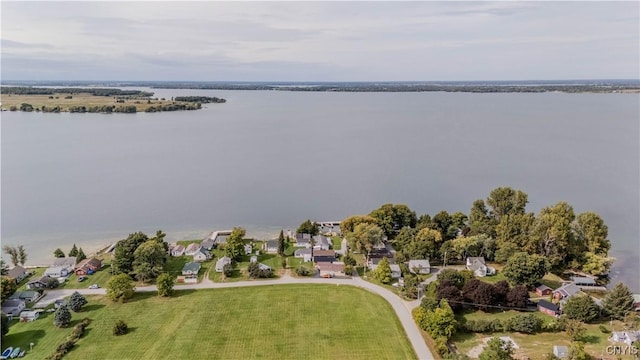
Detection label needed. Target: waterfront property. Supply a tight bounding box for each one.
[184,243,201,256]
[26,275,54,290]
[215,256,232,272]
[553,283,581,301]
[6,265,28,283]
[43,266,69,278]
[171,245,185,257]
[74,257,103,276]
[192,247,212,262]
[1,299,26,317]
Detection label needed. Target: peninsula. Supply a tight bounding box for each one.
[0,87,226,113]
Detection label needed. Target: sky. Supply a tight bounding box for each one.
[1,1,638,81]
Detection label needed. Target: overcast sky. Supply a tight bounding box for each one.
[1,1,638,81]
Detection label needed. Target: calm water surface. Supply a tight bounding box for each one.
[2,90,638,290]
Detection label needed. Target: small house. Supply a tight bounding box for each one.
[245,244,253,255]
[553,345,568,359]
[408,260,431,275]
[181,262,201,277]
[313,250,336,263]
[535,285,553,296]
[295,233,312,248]
[184,243,201,256]
[317,262,345,277]
[26,276,54,290]
[53,257,77,270]
[19,310,39,322]
[294,248,312,262]
[75,257,102,276]
[250,255,258,263]
[193,247,212,262]
[632,294,640,311]
[553,283,581,301]
[570,276,596,286]
[312,235,331,250]
[171,245,185,257]
[9,291,41,303]
[390,264,402,279]
[610,331,640,346]
[264,240,279,254]
[7,265,28,283]
[201,238,215,251]
[537,300,559,317]
[466,257,494,277]
[44,266,69,278]
[215,256,232,272]
[1,299,26,317]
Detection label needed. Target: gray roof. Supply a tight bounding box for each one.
[553,345,568,358]
[182,262,201,273]
[7,265,26,279]
[201,239,215,250]
[466,257,486,271]
[570,276,596,285]
[1,299,25,308]
[313,235,330,247]
[295,248,312,256]
[266,240,279,248]
[389,264,401,272]
[53,257,77,267]
[536,285,552,291]
[554,283,580,298]
[408,259,430,268]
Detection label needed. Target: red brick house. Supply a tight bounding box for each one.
[535,285,553,297]
[537,300,559,317]
[74,258,102,276]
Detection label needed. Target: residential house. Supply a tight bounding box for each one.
[244,244,253,255]
[368,257,391,271]
[182,261,202,279]
[317,262,345,277]
[535,285,553,297]
[264,240,279,254]
[193,247,212,262]
[466,257,495,277]
[44,266,70,278]
[7,265,28,283]
[570,276,596,286]
[294,248,312,262]
[74,257,102,276]
[537,300,559,317]
[9,291,42,303]
[313,235,331,250]
[313,250,336,263]
[201,238,215,251]
[18,310,39,322]
[53,257,77,270]
[171,245,185,257]
[208,230,233,247]
[633,294,640,311]
[295,233,312,248]
[553,283,581,301]
[184,243,201,256]
[408,259,431,275]
[1,299,26,317]
[250,255,258,263]
[610,331,640,346]
[553,345,568,359]
[26,276,54,290]
[215,256,232,272]
[390,264,402,279]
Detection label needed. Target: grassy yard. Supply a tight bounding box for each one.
[4,285,416,360]
[452,310,633,359]
[331,236,342,250]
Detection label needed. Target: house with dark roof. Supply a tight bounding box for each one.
[553,283,581,301]
[201,238,215,251]
[26,275,54,290]
[535,285,553,296]
[537,300,559,317]
[9,291,42,303]
[7,265,28,283]
[264,240,279,254]
[181,262,201,278]
[1,299,26,317]
[193,247,212,262]
[295,233,312,248]
[313,250,336,263]
[75,257,102,276]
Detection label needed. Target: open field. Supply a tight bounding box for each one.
[0,92,198,112]
[4,285,416,360]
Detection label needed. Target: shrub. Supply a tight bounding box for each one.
[343,254,357,266]
[55,340,74,353]
[296,266,310,276]
[508,313,542,334]
[435,336,450,356]
[113,320,129,336]
[599,324,610,333]
[222,263,234,277]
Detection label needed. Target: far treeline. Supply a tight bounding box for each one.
[1,86,153,97]
[342,187,613,280]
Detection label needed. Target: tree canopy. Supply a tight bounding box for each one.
[502,252,548,288]
[106,274,135,302]
[224,227,246,262]
[602,283,635,320]
[296,219,319,235]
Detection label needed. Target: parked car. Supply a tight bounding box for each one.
[88,284,99,289]
[78,276,86,282]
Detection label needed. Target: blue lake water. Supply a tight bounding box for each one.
[1,89,638,290]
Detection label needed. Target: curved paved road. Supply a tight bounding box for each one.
[38,273,434,359]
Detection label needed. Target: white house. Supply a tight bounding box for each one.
[1,299,26,317]
[53,257,77,270]
[215,256,232,272]
[19,310,40,322]
[295,233,312,248]
[264,240,279,254]
[171,245,185,257]
[244,244,253,255]
[44,266,70,278]
[258,263,271,271]
[390,264,402,279]
[466,257,495,277]
[184,243,201,256]
[408,259,431,274]
[313,235,331,250]
[294,248,312,262]
[250,255,258,263]
[610,331,640,346]
[192,247,212,262]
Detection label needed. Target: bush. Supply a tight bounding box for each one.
[55,340,74,353]
[222,263,234,277]
[599,324,610,333]
[113,320,129,336]
[507,313,542,334]
[296,266,310,276]
[435,336,450,356]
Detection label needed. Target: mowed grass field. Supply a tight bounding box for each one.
[5,285,416,360]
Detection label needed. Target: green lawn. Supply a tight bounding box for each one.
[331,236,342,250]
[5,285,416,360]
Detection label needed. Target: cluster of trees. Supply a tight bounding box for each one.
[296,219,319,235]
[224,227,247,262]
[3,245,27,266]
[106,273,135,302]
[173,96,226,103]
[412,299,457,357]
[54,244,86,261]
[144,103,201,112]
[47,317,91,360]
[247,262,273,278]
[343,187,613,279]
[2,86,152,97]
[112,231,167,283]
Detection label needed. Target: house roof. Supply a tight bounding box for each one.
[553,283,580,298]
[1,299,25,308]
[570,276,596,285]
[77,257,102,270]
[216,256,231,266]
[537,300,559,312]
[389,264,401,272]
[195,247,210,256]
[7,265,26,279]
[317,262,345,272]
[53,257,77,267]
[313,250,335,257]
[296,233,312,240]
[9,291,39,300]
[313,235,330,247]
[294,248,312,256]
[536,285,552,291]
[182,262,201,273]
[266,240,279,248]
[258,263,271,271]
[28,275,52,284]
[44,266,68,274]
[172,245,185,252]
[408,259,430,268]
[185,243,200,253]
[466,257,486,271]
[201,239,215,250]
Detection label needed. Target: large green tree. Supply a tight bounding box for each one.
[374,257,392,284]
[424,299,457,339]
[17,245,27,265]
[479,336,514,360]
[532,201,576,270]
[347,223,384,257]
[296,220,319,235]
[402,227,441,260]
[113,232,149,274]
[68,244,79,257]
[602,283,635,320]
[68,291,88,312]
[486,187,528,221]
[156,273,175,297]
[3,246,18,266]
[502,252,548,288]
[562,294,600,323]
[340,215,379,235]
[277,230,285,256]
[468,199,497,237]
[76,247,87,262]
[133,240,166,282]
[106,273,135,302]
[224,227,246,262]
[495,212,535,253]
[54,248,65,258]
[571,212,612,276]
[369,204,417,238]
